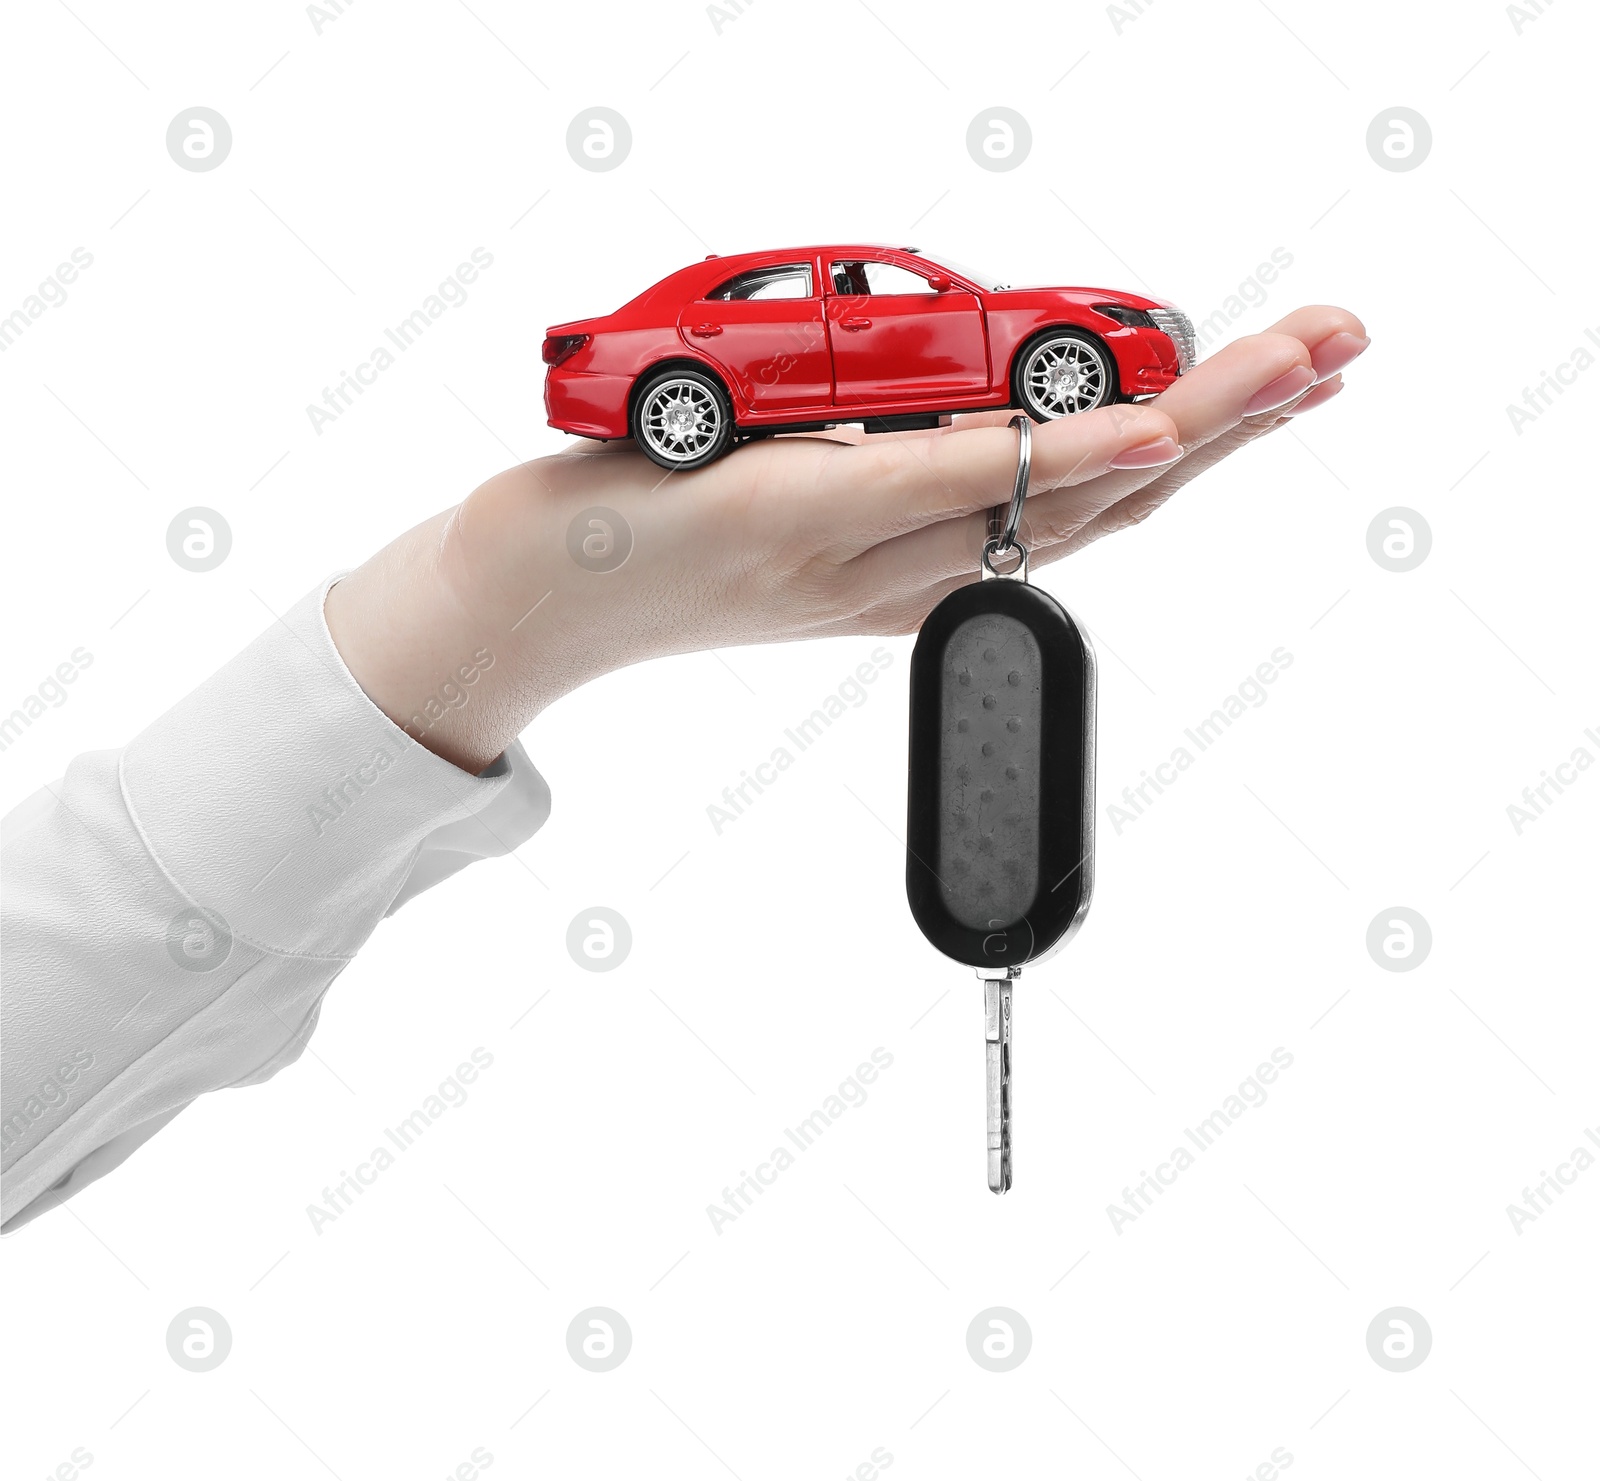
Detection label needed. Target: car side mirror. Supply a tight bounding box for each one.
[926,273,951,293]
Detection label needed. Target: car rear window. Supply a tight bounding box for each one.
[707,264,813,301]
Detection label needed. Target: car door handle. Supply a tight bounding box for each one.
[839,317,872,331]
[689,323,723,337]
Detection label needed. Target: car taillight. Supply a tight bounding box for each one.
[542,333,589,366]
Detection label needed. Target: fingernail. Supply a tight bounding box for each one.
[1243,366,1316,416]
[1109,436,1183,469]
[1310,332,1370,383]
[1283,377,1345,416]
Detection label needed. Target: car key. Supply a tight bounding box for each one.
[905,417,1096,1192]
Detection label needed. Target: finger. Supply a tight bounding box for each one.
[1279,374,1345,417]
[1030,328,1322,521]
[1100,367,1344,516]
[1036,372,1346,563]
[1037,422,1274,564]
[846,323,1329,591]
[1147,330,1318,446]
[835,310,1368,615]
[836,363,1352,633]
[818,399,1181,548]
[1259,304,1370,380]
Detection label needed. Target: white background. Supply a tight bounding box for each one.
[2,0,1597,1477]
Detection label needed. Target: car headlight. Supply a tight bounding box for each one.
[1092,304,1154,329]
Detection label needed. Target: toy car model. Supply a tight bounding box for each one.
[542,245,1195,470]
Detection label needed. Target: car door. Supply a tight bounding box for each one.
[679,262,831,414]
[824,256,990,407]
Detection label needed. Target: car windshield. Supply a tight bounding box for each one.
[911,249,1008,292]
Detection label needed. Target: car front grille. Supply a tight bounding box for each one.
[1149,308,1196,374]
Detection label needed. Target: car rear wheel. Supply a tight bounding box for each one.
[1013,330,1117,421]
[631,369,734,471]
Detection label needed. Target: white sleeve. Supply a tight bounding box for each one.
[0,577,550,1231]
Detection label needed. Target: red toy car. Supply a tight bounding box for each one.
[542,245,1196,471]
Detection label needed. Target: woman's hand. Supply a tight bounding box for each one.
[325,305,1367,773]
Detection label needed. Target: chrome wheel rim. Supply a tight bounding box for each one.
[640,379,722,462]
[1022,337,1109,417]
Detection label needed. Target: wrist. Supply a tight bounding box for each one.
[326,458,634,773]
[325,507,526,775]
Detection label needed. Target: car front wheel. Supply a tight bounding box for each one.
[1013,330,1117,420]
[631,369,734,471]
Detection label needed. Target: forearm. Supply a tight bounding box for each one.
[1,579,549,1229]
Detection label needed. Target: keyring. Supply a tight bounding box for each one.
[982,414,1032,580]
[980,535,1029,581]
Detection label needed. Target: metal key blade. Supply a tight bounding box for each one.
[984,975,1013,1193]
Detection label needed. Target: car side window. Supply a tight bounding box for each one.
[708,265,813,301]
[830,260,938,297]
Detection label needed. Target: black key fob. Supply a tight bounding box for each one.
[905,574,1096,973]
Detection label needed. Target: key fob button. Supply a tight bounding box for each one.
[936,612,1042,929]
[907,578,1095,970]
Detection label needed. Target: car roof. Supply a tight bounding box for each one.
[703,245,918,267]
[614,247,927,315]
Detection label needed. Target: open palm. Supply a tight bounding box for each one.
[327,305,1367,772]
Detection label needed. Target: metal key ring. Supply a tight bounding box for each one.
[982,414,1032,579]
[980,536,1029,581]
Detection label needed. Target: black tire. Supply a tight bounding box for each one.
[1011,329,1119,422]
[630,367,735,471]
